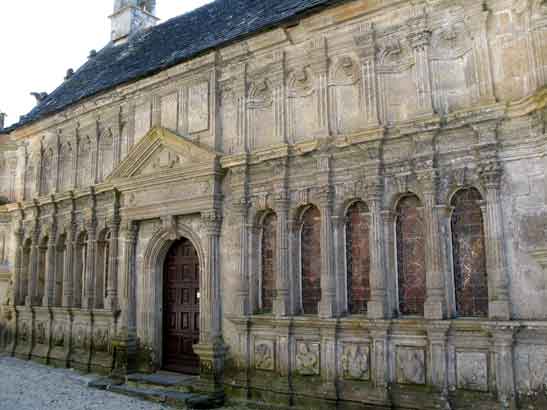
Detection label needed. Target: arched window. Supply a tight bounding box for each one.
[260,212,277,313]
[451,188,488,317]
[346,201,370,315]
[96,230,111,309]
[396,195,426,316]
[55,234,66,306]
[37,237,48,304]
[301,206,321,315]
[74,232,88,308]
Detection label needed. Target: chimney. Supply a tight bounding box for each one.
[110,0,159,45]
[0,112,6,130]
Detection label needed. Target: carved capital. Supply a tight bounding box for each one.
[202,209,223,236]
[121,220,138,243]
[353,22,377,59]
[161,215,178,240]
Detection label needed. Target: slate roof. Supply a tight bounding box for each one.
[4,0,337,133]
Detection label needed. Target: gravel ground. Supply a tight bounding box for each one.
[0,356,249,410]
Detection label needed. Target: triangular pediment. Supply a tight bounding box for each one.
[108,127,220,180]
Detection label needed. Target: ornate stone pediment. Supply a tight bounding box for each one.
[108,127,220,180]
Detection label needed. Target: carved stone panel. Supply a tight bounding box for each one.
[516,345,547,392]
[161,92,179,132]
[296,342,320,376]
[188,82,210,133]
[456,351,488,392]
[396,346,426,385]
[93,327,109,352]
[52,323,65,348]
[35,321,48,345]
[254,340,275,371]
[341,343,370,381]
[19,321,31,345]
[135,102,152,143]
[73,325,89,350]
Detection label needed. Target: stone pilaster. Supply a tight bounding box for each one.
[487,324,518,408]
[475,122,511,320]
[316,154,336,318]
[270,53,287,145]
[426,321,450,392]
[200,209,223,343]
[12,224,23,306]
[370,322,390,389]
[82,217,97,310]
[319,321,337,398]
[62,223,75,308]
[309,38,330,138]
[195,209,226,397]
[233,199,250,317]
[380,210,397,315]
[91,120,100,185]
[465,5,496,104]
[105,218,120,312]
[407,9,434,117]
[26,227,40,306]
[42,227,57,307]
[418,168,446,319]
[51,133,60,193]
[354,23,380,127]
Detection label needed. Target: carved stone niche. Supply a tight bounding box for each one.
[35,321,48,345]
[93,327,109,352]
[296,341,320,376]
[254,339,275,371]
[456,351,489,392]
[73,325,89,350]
[52,323,65,348]
[341,343,370,381]
[396,346,426,385]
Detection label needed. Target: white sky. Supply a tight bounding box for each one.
[0,0,213,127]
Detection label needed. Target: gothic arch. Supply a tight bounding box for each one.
[141,224,206,367]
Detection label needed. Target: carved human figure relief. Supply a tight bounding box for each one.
[341,343,370,380]
[255,340,275,371]
[99,129,114,181]
[396,347,426,385]
[40,147,54,195]
[456,351,488,391]
[296,342,320,376]
[77,137,92,188]
[287,67,316,143]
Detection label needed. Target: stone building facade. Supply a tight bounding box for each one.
[0,0,547,408]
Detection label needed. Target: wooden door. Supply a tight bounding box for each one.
[163,238,200,374]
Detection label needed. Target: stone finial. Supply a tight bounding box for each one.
[30,92,48,104]
[65,69,75,80]
[88,49,97,59]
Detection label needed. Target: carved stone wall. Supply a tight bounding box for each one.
[0,0,547,408]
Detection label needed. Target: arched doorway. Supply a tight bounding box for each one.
[163,238,200,374]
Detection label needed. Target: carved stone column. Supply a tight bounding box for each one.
[52,133,60,194]
[367,194,388,319]
[380,210,397,315]
[475,123,511,320]
[82,218,97,310]
[270,53,287,145]
[62,223,75,308]
[407,10,434,116]
[105,216,120,311]
[26,228,40,306]
[418,168,446,319]
[233,200,250,317]
[199,209,222,343]
[91,120,100,185]
[119,220,138,367]
[274,195,290,317]
[12,224,23,306]
[194,209,227,396]
[487,324,517,407]
[354,23,380,127]
[316,153,336,318]
[42,227,57,307]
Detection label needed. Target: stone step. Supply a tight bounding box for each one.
[88,373,223,409]
[126,371,197,393]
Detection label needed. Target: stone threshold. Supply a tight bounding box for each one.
[89,371,222,409]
